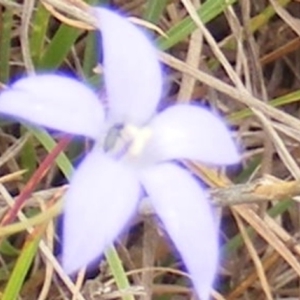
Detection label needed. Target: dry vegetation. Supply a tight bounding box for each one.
[1,0,300,299]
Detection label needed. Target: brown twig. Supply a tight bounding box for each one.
[0,135,71,225]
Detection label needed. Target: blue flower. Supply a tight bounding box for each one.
[0,7,239,300]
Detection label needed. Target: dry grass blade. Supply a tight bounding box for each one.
[0,132,31,168]
[5,175,300,211]
[21,0,35,72]
[3,0,300,298]
[177,0,202,102]
[167,0,300,183]
[0,184,86,299]
[141,217,158,300]
[232,210,273,300]
[227,252,280,298]
[189,160,300,289]
[160,51,300,132]
[42,1,93,29]
[233,204,300,276]
[269,0,300,37]
[37,202,55,300]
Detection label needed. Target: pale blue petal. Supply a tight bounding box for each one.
[93,7,162,125]
[0,74,104,139]
[141,163,218,300]
[62,149,140,274]
[142,104,239,165]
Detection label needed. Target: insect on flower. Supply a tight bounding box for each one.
[0,7,239,300]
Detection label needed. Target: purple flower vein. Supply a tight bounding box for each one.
[0,7,239,300]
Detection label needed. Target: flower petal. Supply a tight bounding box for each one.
[62,149,140,274]
[0,74,104,139]
[94,7,162,125]
[140,163,218,300]
[142,104,239,165]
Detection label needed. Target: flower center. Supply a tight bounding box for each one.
[122,125,152,157]
[103,124,152,162]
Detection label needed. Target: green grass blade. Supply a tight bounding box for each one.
[28,128,129,297]
[0,9,13,82]
[158,0,236,50]
[83,0,103,76]
[223,200,292,254]
[20,134,37,181]
[83,32,98,77]
[247,0,290,38]
[105,246,134,300]
[38,25,82,69]
[0,239,20,256]
[0,202,62,238]
[2,228,44,300]
[144,0,168,23]
[28,127,73,179]
[206,0,291,67]
[158,0,290,50]
[30,2,51,64]
[229,89,300,122]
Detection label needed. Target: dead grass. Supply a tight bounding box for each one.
[1,0,300,299]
